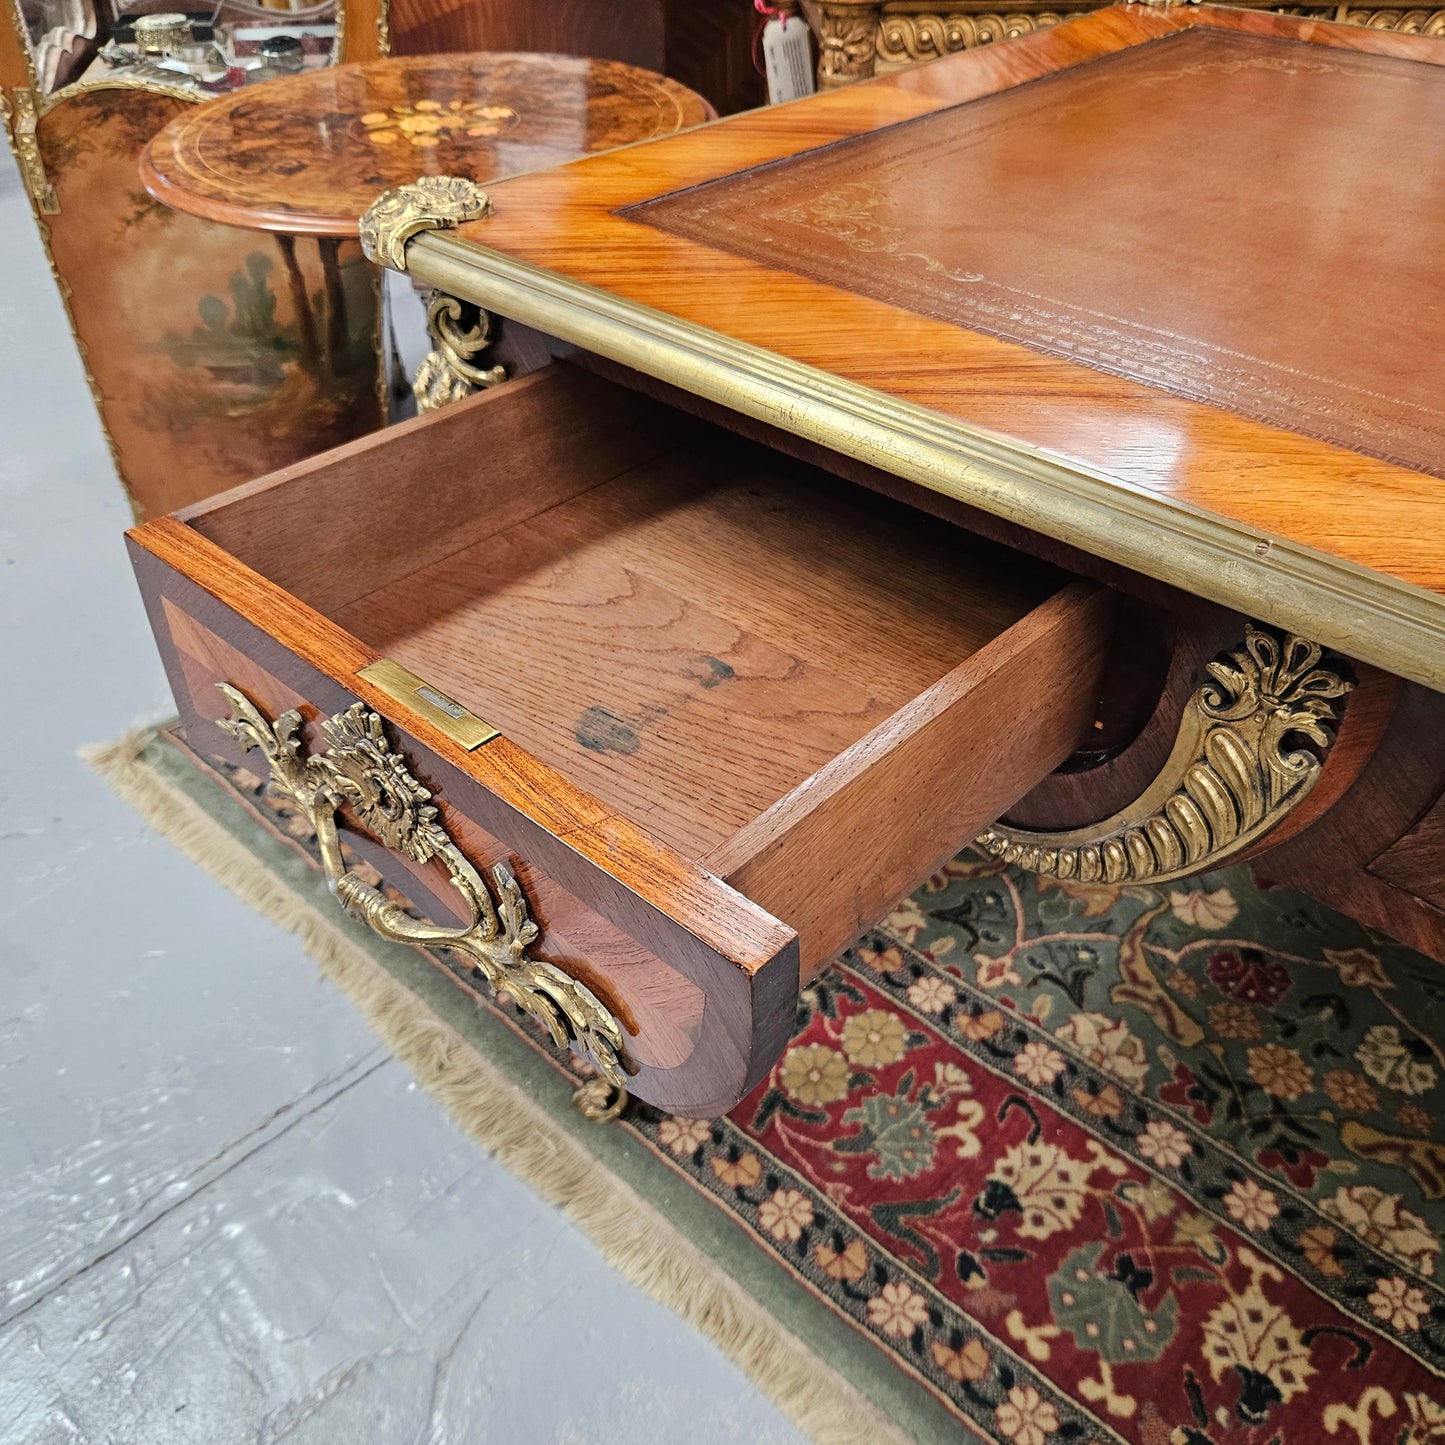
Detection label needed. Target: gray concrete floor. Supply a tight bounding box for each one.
[0,150,809,1444]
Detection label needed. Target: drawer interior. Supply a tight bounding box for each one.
[184,363,1105,971]
[333,448,1058,860]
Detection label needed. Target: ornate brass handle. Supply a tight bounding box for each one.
[976,625,1353,884]
[216,684,628,1087]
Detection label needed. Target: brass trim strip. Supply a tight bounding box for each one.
[405,233,1445,696]
[358,657,499,749]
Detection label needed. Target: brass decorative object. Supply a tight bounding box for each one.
[811,1,1440,85]
[216,684,628,1086]
[413,290,508,411]
[10,88,58,214]
[357,657,499,748]
[976,625,1353,884]
[877,12,1067,65]
[359,175,491,273]
[133,12,192,55]
[571,1078,631,1123]
[812,0,885,86]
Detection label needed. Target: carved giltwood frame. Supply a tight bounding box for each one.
[803,0,1445,86]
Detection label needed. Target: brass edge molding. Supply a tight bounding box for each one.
[216,683,629,1086]
[359,175,490,273]
[375,0,392,56]
[10,87,57,212]
[38,74,206,116]
[404,234,1445,695]
[413,290,507,411]
[977,625,1353,883]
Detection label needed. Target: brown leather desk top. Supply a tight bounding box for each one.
[630,28,1445,480]
[393,5,1445,690]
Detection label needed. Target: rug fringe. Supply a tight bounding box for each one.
[84,728,915,1445]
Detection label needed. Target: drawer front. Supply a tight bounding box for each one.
[129,533,799,1117]
[126,364,1119,1116]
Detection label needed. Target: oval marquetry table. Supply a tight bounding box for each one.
[139,53,715,414]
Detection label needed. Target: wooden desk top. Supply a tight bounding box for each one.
[139,52,714,236]
[392,6,1445,693]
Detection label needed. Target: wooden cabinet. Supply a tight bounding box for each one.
[0,0,390,519]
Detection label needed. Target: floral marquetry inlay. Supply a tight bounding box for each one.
[360,100,519,148]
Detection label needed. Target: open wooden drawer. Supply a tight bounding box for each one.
[127,363,1116,1115]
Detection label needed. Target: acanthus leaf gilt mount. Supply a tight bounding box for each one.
[359,174,491,273]
[977,624,1354,884]
[215,683,628,1087]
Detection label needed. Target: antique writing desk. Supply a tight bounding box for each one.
[127,4,1445,1116]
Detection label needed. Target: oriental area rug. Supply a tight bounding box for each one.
[89,725,1445,1445]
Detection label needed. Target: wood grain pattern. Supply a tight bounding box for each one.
[409,5,1445,619]
[140,52,714,235]
[716,580,1115,972]
[1368,789,1445,912]
[632,28,1445,480]
[158,595,723,1066]
[331,434,1062,860]
[182,364,684,614]
[384,0,766,116]
[387,0,666,69]
[129,520,800,1115]
[1255,682,1445,961]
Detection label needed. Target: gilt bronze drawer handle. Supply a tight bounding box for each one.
[216,683,627,1087]
[976,625,1353,884]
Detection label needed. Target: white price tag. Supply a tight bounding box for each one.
[762,16,815,105]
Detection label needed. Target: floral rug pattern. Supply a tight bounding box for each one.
[188,733,1445,1445]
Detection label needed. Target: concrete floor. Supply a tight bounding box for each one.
[0,150,809,1444]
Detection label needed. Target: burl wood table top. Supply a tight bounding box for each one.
[400,5,1445,692]
[139,53,714,237]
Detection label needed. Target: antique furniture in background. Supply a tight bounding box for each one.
[139,53,711,412]
[1,0,755,518]
[0,0,392,519]
[802,0,1445,85]
[127,5,1445,1117]
[385,0,766,115]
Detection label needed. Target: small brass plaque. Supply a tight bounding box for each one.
[357,658,499,750]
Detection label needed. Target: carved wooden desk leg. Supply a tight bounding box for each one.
[413,290,508,412]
